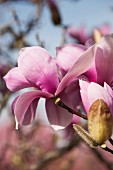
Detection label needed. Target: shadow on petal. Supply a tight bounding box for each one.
[46,99,73,129]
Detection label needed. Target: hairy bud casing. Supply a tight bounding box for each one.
[88,99,112,145]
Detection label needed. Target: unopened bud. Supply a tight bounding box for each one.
[88,99,112,145]
[73,124,98,148]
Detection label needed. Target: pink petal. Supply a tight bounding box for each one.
[22,98,38,125]
[79,80,90,113]
[104,82,113,98]
[72,115,81,124]
[85,39,95,48]
[63,80,81,109]
[4,67,32,91]
[56,44,86,72]
[79,79,89,91]
[45,99,72,128]
[66,26,89,44]
[18,47,59,94]
[80,90,90,113]
[11,96,19,115]
[99,24,111,36]
[56,45,95,95]
[80,80,113,114]
[88,82,113,113]
[95,34,113,86]
[12,90,53,128]
[84,61,97,82]
[59,91,73,109]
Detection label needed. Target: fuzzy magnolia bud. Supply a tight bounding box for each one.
[88,99,113,145]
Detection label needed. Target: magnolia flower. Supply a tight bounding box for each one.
[96,23,111,37]
[78,80,113,146]
[4,46,94,129]
[66,25,89,44]
[56,44,87,75]
[66,24,111,45]
[79,80,113,115]
[92,34,113,86]
[56,34,113,95]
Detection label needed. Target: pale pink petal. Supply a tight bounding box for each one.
[66,26,89,44]
[11,96,19,115]
[104,82,113,98]
[79,79,89,91]
[99,24,111,36]
[88,82,113,113]
[80,90,90,113]
[85,39,95,48]
[22,98,38,125]
[56,45,95,95]
[4,67,32,91]
[18,47,59,94]
[46,99,72,128]
[56,44,86,72]
[79,79,90,112]
[72,115,81,124]
[12,90,53,128]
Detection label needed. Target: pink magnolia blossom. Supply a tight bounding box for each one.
[56,34,113,95]
[85,33,113,86]
[4,46,94,129]
[95,23,111,36]
[66,24,111,45]
[79,80,113,115]
[55,34,113,132]
[66,25,89,44]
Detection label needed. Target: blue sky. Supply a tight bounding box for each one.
[0,0,113,56]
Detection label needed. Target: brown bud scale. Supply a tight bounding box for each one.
[88,99,112,145]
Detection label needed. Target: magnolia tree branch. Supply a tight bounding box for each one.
[109,138,113,145]
[55,98,87,120]
[100,144,113,155]
[55,98,113,156]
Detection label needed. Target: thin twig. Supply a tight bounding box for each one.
[91,148,113,170]
[109,138,113,145]
[55,98,87,120]
[100,144,113,155]
[101,146,113,155]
